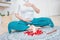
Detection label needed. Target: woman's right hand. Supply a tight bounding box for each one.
[15,13,31,22]
[22,18,31,22]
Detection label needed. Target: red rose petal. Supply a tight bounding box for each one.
[24,29,43,36]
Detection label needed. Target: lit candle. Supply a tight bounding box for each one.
[32,25,36,33]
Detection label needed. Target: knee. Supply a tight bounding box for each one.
[8,22,15,31]
[8,22,13,28]
[8,21,17,27]
[8,21,16,33]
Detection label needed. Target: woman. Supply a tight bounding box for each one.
[8,0,40,33]
[8,0,54,33]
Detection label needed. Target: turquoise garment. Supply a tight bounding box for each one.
[30,17,54,27]
[8,20,29,33]
[8,17,54,33]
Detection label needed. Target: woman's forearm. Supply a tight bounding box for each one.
[15,13,23,20]
[24,3,40,13]
[15,13,30,22]
[32,5,40,13]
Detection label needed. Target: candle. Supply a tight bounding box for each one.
[32,25,36,33]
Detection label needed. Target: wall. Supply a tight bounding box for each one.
[35,0,60,17]
[0,0,60,17]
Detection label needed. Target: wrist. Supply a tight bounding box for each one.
[31,4,34,7]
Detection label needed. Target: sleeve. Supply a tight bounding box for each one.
[10,2,21,14]
[13,4,20,14]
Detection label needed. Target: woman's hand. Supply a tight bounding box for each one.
[15,13,31,22]
[22,18,31,22]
